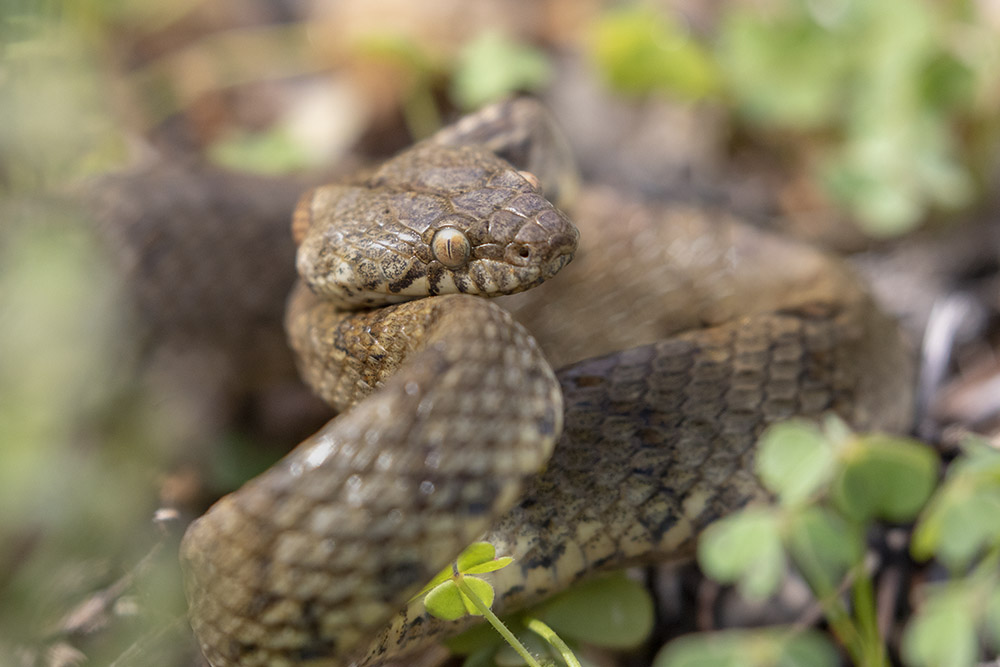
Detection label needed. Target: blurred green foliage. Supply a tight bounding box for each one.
[591,7,719,100]
[209,127,314,175]
[536,572,653,651]
[356,30,552,139]
[452,31,552,111]
[830,433,939,522]
[903,578,991,667]
[912,438,1000,571]
[445,572,653,666]
[0,209,190,663]
[692,418,938,666]
[1,5,188,663]
[354,33,446,139]
[591,0,999,235]
[655,629,838,667]
[679,420,1000,666]
[902,437,1000,667]
[1,9,127,189]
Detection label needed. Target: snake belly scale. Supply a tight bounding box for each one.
[179,100,914,666]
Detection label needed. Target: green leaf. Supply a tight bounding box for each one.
[456,542,514,574]
[425,580,469,621]
[591,6,719,99]
[538,573,654,649]
[451,32,551,110]
[655,632,744,667]
[902,585,978,667]
[777,631,840,667]
[457,542,499,570]
[786,506,862,594]
[698,507,785,600]
[755,420,835,504]
[465,557,514,575]
[460,576,497,615]
[830,434,938,522]
[414,542,512,601]
[460,645,504,667]
[653,629,837,667]
[413,563,457,602]
[912,440,1000,569]
[447,617,509,656]
[912,483,1000,570]
[949,437,1000,477]
[424,576,496,620]
[460,648,499,667]
[987,588,1000,651]
[920,52,976,113]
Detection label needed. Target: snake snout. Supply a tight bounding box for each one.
[508,204,578,275]
[537,222,579,280]
[505,233,576,277]
[541,237,575,278]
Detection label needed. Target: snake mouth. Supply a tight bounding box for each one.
[542,244,574,279]
[539,225,578,277]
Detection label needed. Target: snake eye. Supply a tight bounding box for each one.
[431,227,471,269]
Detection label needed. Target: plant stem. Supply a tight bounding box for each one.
[820,593,864,663]
[852,563,887,667]
[454,576,543,667]
[790,535,863,661]
[526,617,581,667]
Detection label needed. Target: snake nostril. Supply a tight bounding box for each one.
[506,243,534,267]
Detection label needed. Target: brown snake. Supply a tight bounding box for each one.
[178,100,915,666]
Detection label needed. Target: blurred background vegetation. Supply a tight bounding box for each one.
[6,0,999,229]
[2,1,999,666]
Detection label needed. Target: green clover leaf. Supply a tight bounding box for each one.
[425,576,496,621]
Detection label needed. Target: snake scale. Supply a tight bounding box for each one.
[178,100,914,666]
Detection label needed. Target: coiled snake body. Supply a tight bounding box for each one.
[180,101,914,666]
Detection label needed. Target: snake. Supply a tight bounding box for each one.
[178,99,915,667]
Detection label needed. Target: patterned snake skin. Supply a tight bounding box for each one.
[177,100,914,666]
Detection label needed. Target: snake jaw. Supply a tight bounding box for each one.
[542,244,575,280]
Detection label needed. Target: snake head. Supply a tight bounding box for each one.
[293,142,578,309]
